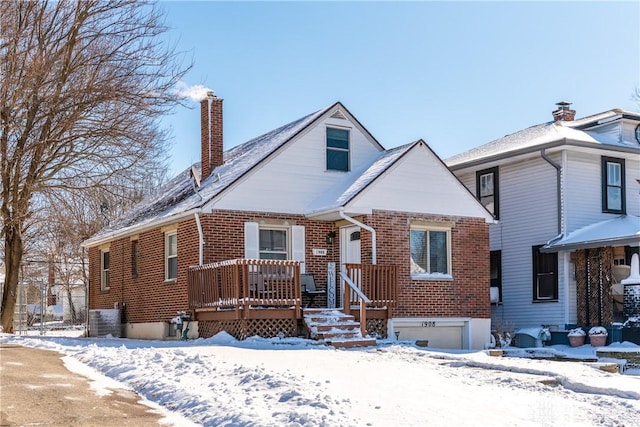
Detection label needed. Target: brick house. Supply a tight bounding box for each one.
[83,92,495,349]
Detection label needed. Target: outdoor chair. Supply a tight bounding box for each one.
[301,273,326,308]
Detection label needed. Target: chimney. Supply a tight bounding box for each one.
[200,91,223,180]
[552,101,576,122]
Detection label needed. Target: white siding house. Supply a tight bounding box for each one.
[447,103,640,331]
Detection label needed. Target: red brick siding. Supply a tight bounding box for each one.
[88,211,335,324]
[88,209,489,324]
[366,210,490,318]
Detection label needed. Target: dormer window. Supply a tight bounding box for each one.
[326,127,349,171]
[602,156,625,214]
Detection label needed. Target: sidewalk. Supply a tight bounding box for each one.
[0,344,167,426]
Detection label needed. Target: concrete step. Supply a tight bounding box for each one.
[302,308,377,348]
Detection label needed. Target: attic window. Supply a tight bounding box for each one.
[326,127,350,172]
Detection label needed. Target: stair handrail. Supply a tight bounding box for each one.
[340,271,370,337]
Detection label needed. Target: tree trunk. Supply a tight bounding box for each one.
[1,225,24,333]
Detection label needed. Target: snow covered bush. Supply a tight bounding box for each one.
[568,328,586,337]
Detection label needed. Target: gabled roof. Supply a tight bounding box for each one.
[541,215,640,253]
[84,102,383,247]
[305,142,415,216]
[446,108,640,169]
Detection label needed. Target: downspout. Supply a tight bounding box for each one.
[339,208,377,264]
[541,148,569,326]
[540,148,562,235]
[194,213,204,266]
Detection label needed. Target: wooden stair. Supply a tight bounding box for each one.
[303,308,377,349]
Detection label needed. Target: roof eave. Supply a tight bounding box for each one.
[541,236,640,253]
[82,208,202,248]
[448,138,640,171]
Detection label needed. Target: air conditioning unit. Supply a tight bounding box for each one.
[88,309,121,337]
[490,287,500,303]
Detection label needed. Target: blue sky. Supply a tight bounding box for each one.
[159,1,639,176]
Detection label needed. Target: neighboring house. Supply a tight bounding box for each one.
[83,93,494,349]
[447,102,640,332]
[50,283,86,323]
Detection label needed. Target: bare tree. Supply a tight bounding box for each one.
[0,0,189,332]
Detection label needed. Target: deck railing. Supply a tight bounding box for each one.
[343,263,398,308]
[188,259,301,315]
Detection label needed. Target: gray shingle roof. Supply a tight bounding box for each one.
[446,108,640,169]
[84,106,329,245]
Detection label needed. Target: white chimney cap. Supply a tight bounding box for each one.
[206,90,216,99]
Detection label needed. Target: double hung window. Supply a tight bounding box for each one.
[165,232,177,281]
[326,127,350,171]
[602,157,625,214]
[259,228,288,260]
[100,250,110,291]
[410,226,451,278]
[532,245,558,301]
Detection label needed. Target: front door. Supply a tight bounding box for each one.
[340,226,361,307]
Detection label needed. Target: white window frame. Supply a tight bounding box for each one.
[100,249,110,291]
[165,231,177,282]
[245,222,306,273]
[326,126,350,172]
[410,225,452,280]
[258,226,290,260]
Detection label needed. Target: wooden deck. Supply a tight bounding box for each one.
[188,259,397,339]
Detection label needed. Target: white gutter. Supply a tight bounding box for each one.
[82,208,202,248]
[339,208,377,264]
[194,213,204,266]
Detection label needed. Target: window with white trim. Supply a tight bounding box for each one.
[165,231,177,281]
[259,228,288,260]
[602,156,625,214]
[326,127,350,171]
[410,225,451,279]
[244,222,306,273]
[100,249,110,290]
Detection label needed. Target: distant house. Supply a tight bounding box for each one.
[50,283,86,323]
[83,93,494,349]
[447,103,640,331]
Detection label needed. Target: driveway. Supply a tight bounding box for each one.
[0,344,167,426]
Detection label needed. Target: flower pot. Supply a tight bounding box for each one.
[589,334,608,347]
[568,335,585,347]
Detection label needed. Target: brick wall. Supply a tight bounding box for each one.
[88,210,336,324]
[367,210,490,319]
[88,208,489,324]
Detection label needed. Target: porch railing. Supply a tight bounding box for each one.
[343,263,398,307]
[188,259,301,316]
[342,263,398,336]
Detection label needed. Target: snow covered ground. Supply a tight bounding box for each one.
[2,330,640,427]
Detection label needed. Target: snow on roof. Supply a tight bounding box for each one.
[542,215,640,252]
[446,108,640,168]
[84,106,330,246]
[305,142,414,215]
[446,121,598,168]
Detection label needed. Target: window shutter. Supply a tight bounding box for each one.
[244,222,259,259]
[291,225,306,273]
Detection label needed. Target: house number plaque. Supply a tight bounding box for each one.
[422,321,436,327]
